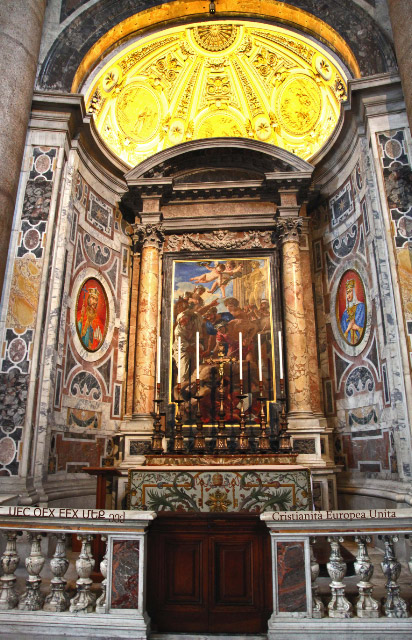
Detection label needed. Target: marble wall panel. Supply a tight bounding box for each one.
[111,540,140,609]
[276,541,306,613]
[52,432,106,472]
[51,163,130,474]
[0,146,58,476]
[311,136,411,481]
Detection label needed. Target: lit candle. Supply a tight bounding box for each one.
[278,330,284,380]
[239,332,242,380]
[196,331,200,379]
[257,333,262,382]
[156,335,161,384]
[177,336,181,384]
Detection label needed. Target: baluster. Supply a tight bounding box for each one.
[69,534,96,613]
[380,535,408,617]
[95,536,108,613]
[0,531,20,610]
[18,532,45,610]
[326,536,353,618]
[310,537,324,618]
[354,535,379,617]
[44,533,70,611]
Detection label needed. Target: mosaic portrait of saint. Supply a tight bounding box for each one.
[76,278,108,352]
[336,270,366,346]
[171,258,275,424]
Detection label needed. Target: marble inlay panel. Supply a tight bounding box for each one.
[129,468,311,513]
[111,540,140,609]
[276,541,306,613]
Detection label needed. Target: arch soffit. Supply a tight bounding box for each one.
[38,0,396,93]
[125,138,314,184]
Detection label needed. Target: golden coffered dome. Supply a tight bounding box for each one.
[85,21,347,167]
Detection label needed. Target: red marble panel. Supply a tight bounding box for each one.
[343,431,390,470]
[111,540,140,609]
[276,541,306,613]
[55,433,105,472]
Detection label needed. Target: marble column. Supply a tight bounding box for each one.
[275,218,312,417]
[133,224,164,427]
[388,1,412,132]
[125,233,142,418]
[0,0,47,294]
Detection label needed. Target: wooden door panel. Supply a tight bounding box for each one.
[213,540,253,604]
[147,514,272,634]
[165,539,203,604]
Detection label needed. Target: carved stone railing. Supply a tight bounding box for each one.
[261,509,412,639]
[0,507,155,639]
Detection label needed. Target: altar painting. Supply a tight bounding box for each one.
[170,257,275,425]
[336,269,366,346]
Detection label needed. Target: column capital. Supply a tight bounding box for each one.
[273,218,303,244]
[133,222,165,249]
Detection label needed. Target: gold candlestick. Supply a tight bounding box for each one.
[278,378,292,452]
[193,378,206,453]
[151,382,163,454]
[257,380,270,452]
[173,382,185,453]
[237,379,249,451]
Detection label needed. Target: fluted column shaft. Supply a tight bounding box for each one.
[0,0,47,294]
[133,224,164,418]
[388,0,412,133]
[276,218,311,415]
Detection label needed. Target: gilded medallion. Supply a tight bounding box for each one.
[115,83,161,143]
[275,74,322,136]
[192,24,238,51]
[196,112,246,139]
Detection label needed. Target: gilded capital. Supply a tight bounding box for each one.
[273,218,303,244]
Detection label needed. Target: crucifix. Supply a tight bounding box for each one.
[205,344,237,453]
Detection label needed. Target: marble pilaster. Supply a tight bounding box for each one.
[276,218,311,417]
[133,224,164,428]
[300,220,323,415]
[0,0,47,294]
[388,1,412,133]
[125,236,141,418]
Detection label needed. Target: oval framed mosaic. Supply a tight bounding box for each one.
[335,269,367,347]
[75,277,109,352]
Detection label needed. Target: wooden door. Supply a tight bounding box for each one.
[147,514,272,634]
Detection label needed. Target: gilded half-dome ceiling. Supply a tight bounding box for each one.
[85,21,348,166]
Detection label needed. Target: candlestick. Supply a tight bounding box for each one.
[177,336,181,384]
[278,330,283,380]
[156,336,161,385]
[196,331,200,380]
[258,334,262,382]
[239,332,242,380]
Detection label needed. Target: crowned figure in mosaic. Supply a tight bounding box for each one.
[340,279,365,345]
[77,287,104,351]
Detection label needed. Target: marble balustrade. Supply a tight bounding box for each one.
[261,509,412,639]
[0,508,155,639]
[1,508,412,637]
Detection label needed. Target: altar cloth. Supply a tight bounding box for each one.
[128,465,312,513]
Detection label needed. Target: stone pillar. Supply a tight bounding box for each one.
[0,0,47,295]
[125,234,142,418]
[133,224,164,428]
[300,217,323,415]
[275,217,311,417]
[388,1,412,133]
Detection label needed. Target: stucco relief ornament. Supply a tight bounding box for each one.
[273,218,303,244]
[192,24,238,51]
[166,230,273,252]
